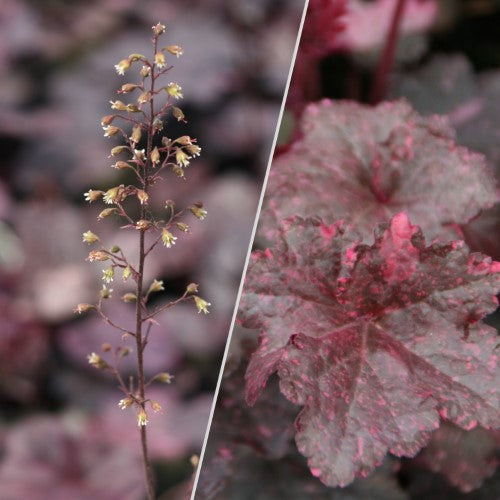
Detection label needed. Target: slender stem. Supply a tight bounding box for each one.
[370,0,407,104]
[134,35,159,500]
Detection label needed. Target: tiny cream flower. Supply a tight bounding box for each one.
[161,228,177,248]
[166,45,183,57]
[152,23,166,36]
[176,222,189,232]
[194,296,211,314]
[136,189,149,205]
[82,230,100,244]
[103,185,125,204]
[189,205,207,220]
[155,372,174,383]
[147,279,164,294]
[103,126,120,137]
[102,267,115,283]
[122,266,132,281]
[133,149,146,162]
[87,352,105,368]
[175,147,190,168]
[118,397,133,409]
[155,51,166,68]
[100,285,113,299]
[84,190,103,202]
[137,408,149,427]
[114,58,131,75]
[172,106,185,122]
[141,65,151,78]
[109,100,127,111]
[151,146,160,165]
[130,125,142,143]
[165,82,183,99]
[186,144,202,157]
[111,145,128,156]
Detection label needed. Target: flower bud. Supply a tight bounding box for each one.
[138,91,151,104]
[150,400,162,413]
[153,117,163,131]
[194,296,211,314]
[136,189,149,205]
[84,190,104,202]
[112,161,131,170]
[155,52,166,68]
[191,455,199,468]
[147,279,164,295]
[175,135,192,146]
[151,146,160,165]
[110,245,120,253]
[136,219,152,230]
[172,166,185,178]
[82,230,100,244]
[111,145,128,156]
[74,303,93,314]
[141,65,151,78]
[87,250,109,262]
[101,115,115,126]
[114,59,131,75]
[122,266,132,281]
[98,208,117,219]
[130,125,142,143]
[165,82,183,99]
[176,222,189,232]
[128,53,146,62]
[165,45,183,57]
[103,125,120,137]
[161,228,177,248]
[122,292,137,303]
[118,347,131,357]
[126,103,140,113]
[172,106,185,122]
[154,372,174,383]
[186,283,198,293]
[120,83,138,93]
[102,342,112,352]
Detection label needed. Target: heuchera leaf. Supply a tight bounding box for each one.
[259,100,497,244]
[240,213,500,487]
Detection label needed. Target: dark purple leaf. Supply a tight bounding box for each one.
[240,213,500,486]
[259,100,497,244]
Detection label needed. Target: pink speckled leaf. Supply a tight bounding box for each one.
[240,213,500,487]
[259,100,497,244]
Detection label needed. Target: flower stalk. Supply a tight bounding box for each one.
[76,22,210,499]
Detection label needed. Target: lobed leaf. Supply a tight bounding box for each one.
[240,213,500,487]
[259,100,497,244]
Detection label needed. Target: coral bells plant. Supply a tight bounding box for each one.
[74,23,209,499]
[237,100,500,488]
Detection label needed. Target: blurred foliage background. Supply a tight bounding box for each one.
[0,0,305,498]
